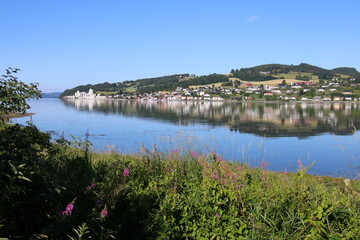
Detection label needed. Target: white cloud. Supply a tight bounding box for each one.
[245,15,260,22]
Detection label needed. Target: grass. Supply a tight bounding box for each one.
[1,123,359,239]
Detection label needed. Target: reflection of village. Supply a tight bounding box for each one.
[63,98,360,137]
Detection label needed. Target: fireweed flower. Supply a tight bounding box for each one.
[297,159,303,169]
[261,161,267,169]
[212,170,220,179]
[122,168,130,177]
[88,183,96,190]
[191,151,198,158]
[237,165,243,171]
[62,199,75,216]
[100,207,108,218]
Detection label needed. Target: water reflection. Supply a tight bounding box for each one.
[62,99,360,138]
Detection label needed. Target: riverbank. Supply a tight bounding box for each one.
[0,112,34,119]
[1,122,359,239]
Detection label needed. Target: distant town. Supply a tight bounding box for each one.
[63,77,360,102]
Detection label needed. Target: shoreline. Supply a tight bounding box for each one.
[0,112,35,119]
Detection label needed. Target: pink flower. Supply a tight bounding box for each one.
[212,170,220,179]
[261,161,267,169]
[191,151,198,158]
[88,183,96,190]
[100,207,108,218]
[122,168,130,177]
[237,165,243,171]
[216,156,224,162]
[284,169,288,175]
[297,159,304,169]
[215,213,220,219]
[62,199,75,216]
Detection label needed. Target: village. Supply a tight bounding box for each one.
[64,77,359,102]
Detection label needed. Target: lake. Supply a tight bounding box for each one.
[14,98,360,178]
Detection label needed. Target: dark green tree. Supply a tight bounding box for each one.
[0,68,41,117]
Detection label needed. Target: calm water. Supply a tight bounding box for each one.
[15,98,360,178]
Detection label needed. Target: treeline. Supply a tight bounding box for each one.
[231,68,282,82]
[178,74,229,88]
[137,74,187,93]
[231,63,360,81]
[137,74,229,93]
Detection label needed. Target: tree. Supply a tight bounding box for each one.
[0,68,41,116]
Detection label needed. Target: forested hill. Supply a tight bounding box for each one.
[231,63,360,81]
[60,63,360,96]
[60,73,229,97]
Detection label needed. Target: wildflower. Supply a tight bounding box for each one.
[237,165,243,171]
[212,170,220,179]
[215,213,220,219]
[261,175,266,181]
[122,167,130,177]
[284,169,288,175]
[297,159,303,169]
[62,199,76,216]
[191,151,198,158]
[216,156,224,162]
[88,183,96,190]
[100,207,108,218]
[261,161,267,169]
[111,162,116,167]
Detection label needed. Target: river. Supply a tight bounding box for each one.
[14,98,360,178]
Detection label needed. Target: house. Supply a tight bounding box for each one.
[333,97,343,101]
[212,96,224,101]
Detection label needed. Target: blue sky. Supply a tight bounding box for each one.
[1,0,359,92]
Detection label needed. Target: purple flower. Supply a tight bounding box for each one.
[62,199,75,216]
[216,156,224,162]
[212,170,220,179]
[191,151,199,158]
[100,207,108,218]
[215,213,220,219]
[261,161,267,169]
[122,168,130,177]
[88,183,96,190]
[111,162,116,167]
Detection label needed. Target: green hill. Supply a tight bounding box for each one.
[230,63,360,82]
[61,63,360,97]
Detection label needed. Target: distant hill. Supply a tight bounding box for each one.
[42,92,62,98]
[60,73,229,97]
[331,67,360,78]
[231,63,360,82]
[61,63,360,96]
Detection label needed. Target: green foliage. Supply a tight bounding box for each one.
[0,68,41,117]
[0,124,359,239]
[232,63,345,81]
[295,74,312,81]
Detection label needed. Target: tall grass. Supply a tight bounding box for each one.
[0,123,359,239]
